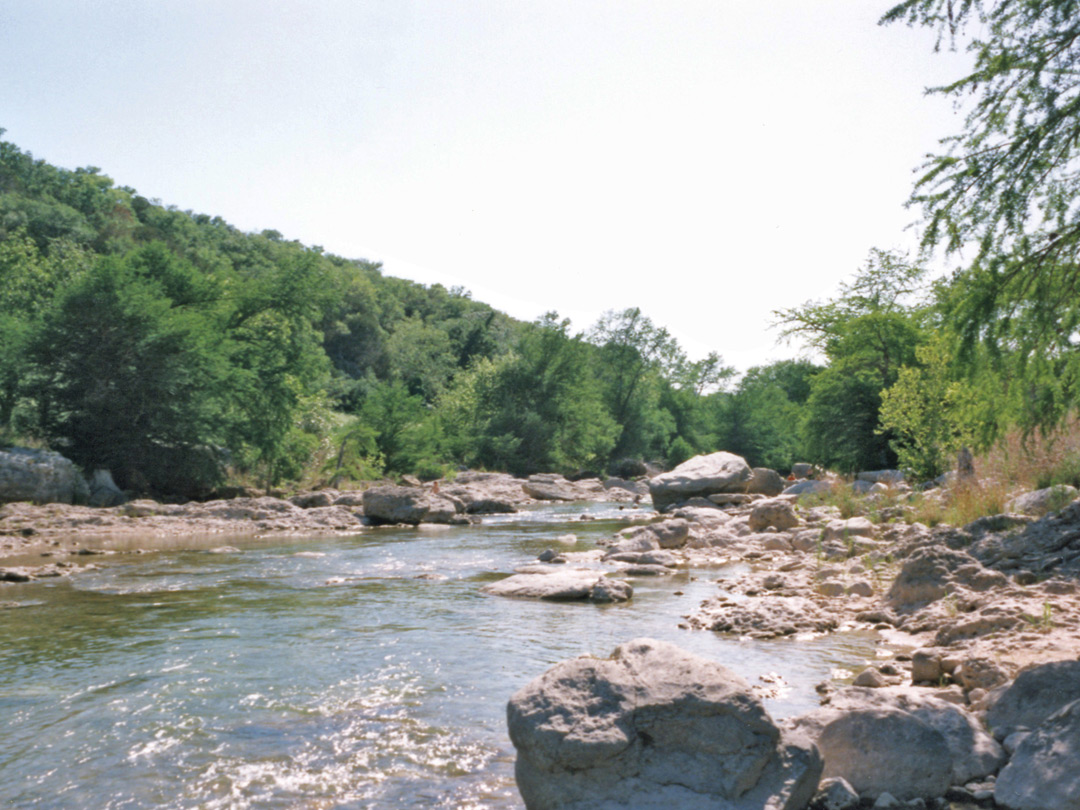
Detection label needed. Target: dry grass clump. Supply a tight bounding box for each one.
[908,479,1010,527]
[976,418,1080,493]
[800,481,865,519]
[786,422,1080,529]
[906,419,1080,526]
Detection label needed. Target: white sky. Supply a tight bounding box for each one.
[1,1,971,372]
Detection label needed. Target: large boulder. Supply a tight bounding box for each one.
[604,519,691,554]
[994,698,1080,810]
[789,686,1004,787]
[464,498,519,514]
[362,485,462,525]
[744,468,785,497]
[442,472,529,513]
[810,708,952,801]
[886,546,1006,610]
[507,638,822,810]
[748,499,799,532]
[87,469,127,507]
[986,660,1080,740]
[523,475,584,501]
[1006,485,1078,517]
[0,447,89,505]
[648,452,753,512]
[822,517,875,544]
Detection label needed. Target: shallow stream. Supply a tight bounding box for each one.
[0,503,879,808]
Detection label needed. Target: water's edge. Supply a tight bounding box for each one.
[0,504,881,809]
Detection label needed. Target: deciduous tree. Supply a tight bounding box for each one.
[883,0,1080,427]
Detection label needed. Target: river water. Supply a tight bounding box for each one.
[0,503,879,809]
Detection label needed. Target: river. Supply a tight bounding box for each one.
[0,503,879,809]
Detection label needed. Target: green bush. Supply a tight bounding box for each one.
[413,458,448,482]
[667,436,695,468]
[1037,453,1080,490]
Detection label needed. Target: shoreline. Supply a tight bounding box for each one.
[5,490,1080,676]
[0,497,370,569]
[0,471,647,570]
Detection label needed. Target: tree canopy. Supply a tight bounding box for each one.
[1,133,759,490]
[882,0,1080,428]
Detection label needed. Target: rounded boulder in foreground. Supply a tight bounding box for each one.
[507,637,822,810]
[816,708,952,801]
[994,698,1080,810]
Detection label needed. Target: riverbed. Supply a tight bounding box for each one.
[0,503,880,809]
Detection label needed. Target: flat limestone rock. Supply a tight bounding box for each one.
[522,480,582,501]
[686,595,839,639]
[482,569,632,603]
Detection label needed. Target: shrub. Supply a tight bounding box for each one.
[666,436,695,468]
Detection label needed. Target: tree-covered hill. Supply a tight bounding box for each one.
[9,101,1067,498]
[3,133,804,493]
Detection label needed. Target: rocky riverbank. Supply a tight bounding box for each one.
[7,445,1080,807]
[490,452,1080,809]
[0,470,645,572]
[509,637,1080,810]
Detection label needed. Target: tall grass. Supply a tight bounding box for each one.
[976,418,1080,493]
[905,420,1080,526]
[800,481,864,519]
[934,480,1009,526]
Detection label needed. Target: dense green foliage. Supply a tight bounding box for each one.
[12,0,1079,505]
[3,133,786,492]
[878,335,979,480]
[883,0,1080,431]
[775,250,931,472]
[0,131,525,490]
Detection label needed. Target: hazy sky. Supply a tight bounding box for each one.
[2,1,970,371]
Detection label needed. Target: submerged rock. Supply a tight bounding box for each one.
[507,637,821,810]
